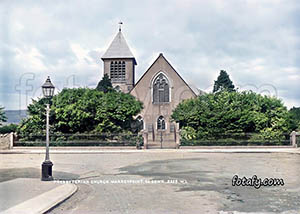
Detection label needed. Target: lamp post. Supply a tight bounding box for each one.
[41,76,55,181]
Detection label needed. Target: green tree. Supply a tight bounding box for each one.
[96,74,114,93]
[0,106,7,125]
[213,70,235,93]
[288,107,300,130]
[171,91,290,143]
[52,88,99,133]
[17,98,51,139]
[17,88,143,139]
[94,91,143,133]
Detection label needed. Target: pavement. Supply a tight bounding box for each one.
[1,147,300,214]
[0,146,299,154]
[0,178,77,214]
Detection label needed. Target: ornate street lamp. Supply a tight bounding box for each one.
[41,76,55,181]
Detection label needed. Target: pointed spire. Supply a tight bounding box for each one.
[102,29,136,64]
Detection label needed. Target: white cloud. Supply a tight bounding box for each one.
[14,47,47,71]
[0,0,299,110]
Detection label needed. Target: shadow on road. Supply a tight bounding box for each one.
[0,167,79,183]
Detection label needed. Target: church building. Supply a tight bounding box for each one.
[101,28,201,148]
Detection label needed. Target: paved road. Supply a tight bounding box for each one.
[1,152,300,213]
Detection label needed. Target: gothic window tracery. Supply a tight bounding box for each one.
[153,73,169,103]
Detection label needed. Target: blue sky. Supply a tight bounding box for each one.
[0,0,299,110]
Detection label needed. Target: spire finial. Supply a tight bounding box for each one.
[118,21,123,32]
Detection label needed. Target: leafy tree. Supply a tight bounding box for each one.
[96,74,114,93]
[52,88,99,133]
[288,107,300,130]
[0,106,7,125]
[171,90,290,143]
[94,91,143,133]
[17,98,51,139]
[17,88,143,139]
[213,70,235,93]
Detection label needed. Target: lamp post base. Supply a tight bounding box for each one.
[41,161,53,181]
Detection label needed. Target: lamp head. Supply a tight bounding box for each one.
[42,76,55,98]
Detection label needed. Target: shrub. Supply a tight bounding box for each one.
[0,124,17,134]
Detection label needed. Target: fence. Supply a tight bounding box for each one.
[7,131,300,149]
[180,132,295,147]
[14,133,143,148]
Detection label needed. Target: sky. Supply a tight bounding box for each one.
[0,0,299,110]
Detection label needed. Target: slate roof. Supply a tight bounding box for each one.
[101,30,137,64]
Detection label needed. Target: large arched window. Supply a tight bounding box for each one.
[157,116,166,130]
[110,61,125,82]
[153,73,169,103]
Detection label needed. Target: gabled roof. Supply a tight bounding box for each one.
[130,53,197,97]
[101,30,137,64]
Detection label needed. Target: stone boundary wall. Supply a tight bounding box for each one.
[0,132,14,150]
[290,131,299,148]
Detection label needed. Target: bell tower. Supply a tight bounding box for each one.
[101,27,137,93]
